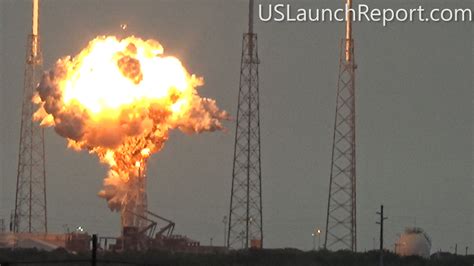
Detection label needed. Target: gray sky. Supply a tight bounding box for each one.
[0,0,472,252]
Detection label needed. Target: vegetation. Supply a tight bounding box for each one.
[0,248,472,266]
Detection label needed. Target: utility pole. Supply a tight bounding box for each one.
[317,228,321,250]
[9,211,13,232]
[311,228,322,250]
[376,205,388,266]
[223,216,228,247]
[91,234,97,266]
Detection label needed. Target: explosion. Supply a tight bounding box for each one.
[34,36,227,225]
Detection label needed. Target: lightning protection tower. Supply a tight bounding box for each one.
[227,0,263,249]
[324,0,357,251]
[14,0,47,233]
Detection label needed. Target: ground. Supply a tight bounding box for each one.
[0,248,473,266]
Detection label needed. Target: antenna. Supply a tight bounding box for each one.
[32,0,39,35]
[249,0,254,34]
[345,0,352,62]
[32,0,39,57]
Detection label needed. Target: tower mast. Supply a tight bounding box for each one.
[345,0,352,62]
[227,0,263,249]
[14,0,47,233]
[324,0,357,251]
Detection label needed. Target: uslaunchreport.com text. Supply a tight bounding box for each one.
[258,3,473,26]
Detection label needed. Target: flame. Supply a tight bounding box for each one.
[34,36,227,219]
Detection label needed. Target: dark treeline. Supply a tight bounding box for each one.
[0,248,473,266]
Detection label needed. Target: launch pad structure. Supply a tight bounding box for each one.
[120,162,148,232]
[6,0,361,254]
[4,0,228,254]
[227,0,264,250]
[13,0,48,234]
[65,207,225,253]
[324,0,358,252]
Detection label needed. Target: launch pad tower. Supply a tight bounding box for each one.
[324,0,358,251]
[227,0,263,249]
[121,162,148,231]
[13,0,48,233]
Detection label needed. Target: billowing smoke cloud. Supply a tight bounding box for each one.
[34,36,228,218]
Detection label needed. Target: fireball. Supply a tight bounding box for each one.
[34,36,227,219]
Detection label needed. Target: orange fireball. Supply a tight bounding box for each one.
[34,36,227,215]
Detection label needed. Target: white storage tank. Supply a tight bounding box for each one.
[395,227,432,258]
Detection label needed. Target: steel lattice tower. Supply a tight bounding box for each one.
[121,163,148,231]
[227,0,263,249]
[14,0,47,233]
[324,0,357,251]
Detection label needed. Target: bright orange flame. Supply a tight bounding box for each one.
[57,36,196,117]
[34,36,227,218]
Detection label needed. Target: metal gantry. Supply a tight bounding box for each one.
[14,0,47,233]
[324,0,357,251]
[227,0,263,249]
[121,162,148,231]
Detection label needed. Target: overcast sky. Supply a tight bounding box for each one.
[0,0,472,252]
